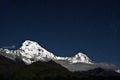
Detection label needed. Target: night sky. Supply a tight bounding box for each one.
[0,0,120,66]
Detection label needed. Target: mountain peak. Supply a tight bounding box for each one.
[19,40,55,64]
[70,52,92,64]
[75,52,87,57]
[21,40,41,48]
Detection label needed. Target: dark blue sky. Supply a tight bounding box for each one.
[0,0,120,66]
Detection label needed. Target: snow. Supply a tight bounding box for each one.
[0,40,93,64]
[19,40,55,64]
[54,53,93,64]
[70,53,93,64]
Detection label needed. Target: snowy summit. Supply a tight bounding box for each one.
[19,40,55,64]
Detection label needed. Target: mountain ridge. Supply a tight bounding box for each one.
[0,40,93,64]
[0,40,119,73]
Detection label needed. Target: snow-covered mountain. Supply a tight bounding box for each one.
[0,40,93,64]
[19,40,55,64]
[0,40,119,72]
[70,53,92,64]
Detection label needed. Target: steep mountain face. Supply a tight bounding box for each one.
[19,40,55,64]
[0,40,93,64]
